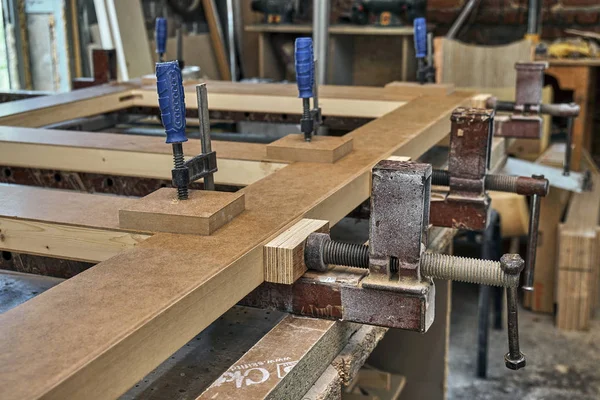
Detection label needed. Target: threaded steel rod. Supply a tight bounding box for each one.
[172,143,188,200]
[318,239,519,288]
[302,98,311,142]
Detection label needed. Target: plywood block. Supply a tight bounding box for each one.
[264,218,329,284]
[119,188,245,235]
[266,134,354,164]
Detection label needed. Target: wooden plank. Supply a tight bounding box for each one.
[264,219,329,284]
[202,0,231,81]
[266,134,354,164]
[133,88,406,119]
[0,84,134,127]
[199,317,358,399]
[437,39,533,87]
[556,151,600,329]
[0,128,287,186]
[488,191,529,237]
[0,184,149,262]
[0,92,473,400]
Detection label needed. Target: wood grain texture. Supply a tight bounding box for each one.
[0,92,473,400]
[0,84,135,127]
[264,218,329,284]
[119,188,245,235]
[266,134,354,164]
[556,152,600,330]
[437,39,533,87]
[133,88,406,119]
[0,127,287,186]
[0,184,149,262]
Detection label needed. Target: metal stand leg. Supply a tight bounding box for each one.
[476,210,502,378]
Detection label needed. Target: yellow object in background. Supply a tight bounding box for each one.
[548,40,594,58]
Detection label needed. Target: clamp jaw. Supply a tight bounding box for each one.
[487,62,580,175]
[155,61,218,199]
[429,107,549,292]
[295,37,322,142]
[414,18,435,84]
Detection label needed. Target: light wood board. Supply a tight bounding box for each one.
[0,184,149,262]
[0,92,474,400]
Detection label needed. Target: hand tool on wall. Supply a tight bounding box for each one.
[413,17,435,84]
[303,160,526,370]
[428,107,549,292]
[156,61,218,199]
[295,37,322,142]
[155,17,167,63]
[486,62,580,176]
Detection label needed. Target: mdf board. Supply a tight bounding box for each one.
[435,38,533,88]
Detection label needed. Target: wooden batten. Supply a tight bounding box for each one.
[266,134,354,164]
[264,219,329,284]
[119,188,245,235]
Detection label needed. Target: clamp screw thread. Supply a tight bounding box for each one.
[172,143,188,200]
[421,253,519,288]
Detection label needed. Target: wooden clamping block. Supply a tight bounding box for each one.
[119,188,245,235]
[266,134,353,163]
[264,218,329,284]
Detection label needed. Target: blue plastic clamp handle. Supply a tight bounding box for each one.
[155,17,167,55]
[295,37,314,98]
[156,61,187,144]
[413,18,427,59]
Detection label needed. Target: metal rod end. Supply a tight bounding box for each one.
[504,352,526,370]
[521,285,534,292]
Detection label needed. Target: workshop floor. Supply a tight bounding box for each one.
[448,282,600,400]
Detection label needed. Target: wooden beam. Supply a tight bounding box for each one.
[0,128,287,186]
[0,184,149,262]
[132,88,406,119]
[0,84,135,127]
[0,92,473,400]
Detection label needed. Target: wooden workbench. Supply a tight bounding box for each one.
[0,80,472,399]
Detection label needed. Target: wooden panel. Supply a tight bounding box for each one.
[266,134,354,164]
[119,188,245,235]
[264,219,329,284]
[488,191,529,237]
[0,92,473,400]
[437,38,533,87]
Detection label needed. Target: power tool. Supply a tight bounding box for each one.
[346,0,427,26]
[251,0,298,24]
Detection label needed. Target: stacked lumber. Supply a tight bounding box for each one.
[556,152,600,330]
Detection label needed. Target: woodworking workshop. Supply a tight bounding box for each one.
[1,1,600,399]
